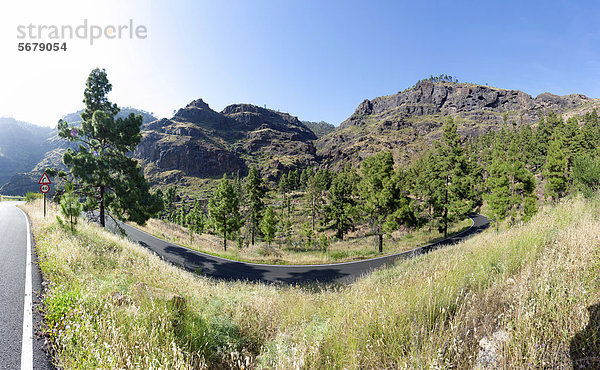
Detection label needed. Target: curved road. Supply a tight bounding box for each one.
[118,213,489,284]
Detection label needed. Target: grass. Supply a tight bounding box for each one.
[23,195,600,368]
[129,216,471,265]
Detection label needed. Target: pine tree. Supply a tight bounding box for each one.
[563,117,581,175]
[164,186,177,221]
[582,109,600,151]
[465,140,484,209]
[432,119,474,238]
[518,124,537,170]
[260,206,277,246]
[412,151,439,232]
[278,172,291,215]
[534,116,552,171]
[60,182,82,232]
[573,156,600,198]
[360,152,414,253]
[543,136,568,201]
[324,165,358,240]
[299,168,313,190]
[244,167,266,245]
[208,175,242,251]
[485,150,510,230]
[506,141,537,223]
[57,68,162,227]
[177,207,186,226]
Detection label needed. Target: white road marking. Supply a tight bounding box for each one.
[18,207,32,370]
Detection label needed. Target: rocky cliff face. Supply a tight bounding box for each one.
[340,81,590,129]
[318,81,597,169]
[135,99,318,184]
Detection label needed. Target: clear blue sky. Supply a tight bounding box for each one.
[1,0,599,126]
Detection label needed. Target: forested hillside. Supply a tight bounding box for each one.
[152,108,600,259]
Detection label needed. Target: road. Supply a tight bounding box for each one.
[0,201,53,370]
[117,213,489,284]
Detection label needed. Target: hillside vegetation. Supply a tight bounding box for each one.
[24,195,600,368]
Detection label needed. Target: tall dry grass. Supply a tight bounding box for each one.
[23,196,600,368]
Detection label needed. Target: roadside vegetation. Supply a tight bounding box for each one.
[23,194,600,368]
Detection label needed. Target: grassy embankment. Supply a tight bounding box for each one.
[23,196,600,368]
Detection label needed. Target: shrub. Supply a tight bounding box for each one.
[25,191,43,202]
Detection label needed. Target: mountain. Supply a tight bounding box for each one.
[0,118,55,186]
[316,80,599,169]
[3,80,598,196]
[136,99,318,187]
[0,108,157,195]
[61,107,157,126]
[302,121,336,138]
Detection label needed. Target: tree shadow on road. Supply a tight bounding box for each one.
[570,303,600,369]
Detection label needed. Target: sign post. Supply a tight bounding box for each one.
[39,173,51,218]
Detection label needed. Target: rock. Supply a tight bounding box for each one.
[136,100,319,183]
[474,330,510,369]
[132,282,185,311]
[111,291,131,306]
[340,82,590,129]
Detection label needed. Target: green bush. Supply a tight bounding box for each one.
[573,156,600,198]
[25,191,43,202]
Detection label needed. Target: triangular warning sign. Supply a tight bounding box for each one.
[38,172,51,185]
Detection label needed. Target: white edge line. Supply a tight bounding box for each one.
[18,207,33,370]
[122,214,479,269]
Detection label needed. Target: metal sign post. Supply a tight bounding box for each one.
[39,173,51,218]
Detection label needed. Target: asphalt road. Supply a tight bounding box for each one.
[0,201,53,370]
[117,213,489,284]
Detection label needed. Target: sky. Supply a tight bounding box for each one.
[0,0,599,127]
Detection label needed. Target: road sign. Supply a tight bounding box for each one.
[39,172,51,185]
[40,184,50,193]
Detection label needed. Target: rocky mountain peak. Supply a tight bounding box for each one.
[172,98,226,126]
[186,98,211,109]
[320,80,599,170]
[341,81,591,129]
[134,99,319,183]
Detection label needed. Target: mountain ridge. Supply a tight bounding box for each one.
[317,80,599,168]
[136,99,318,187]
[2,79,599,195]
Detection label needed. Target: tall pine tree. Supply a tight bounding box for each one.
[57,68,162,227]
[432,118,473,238]
[543,135,568,201]
[324,165,358,239]
[485,149,510,230]
[360,152,414,253]
[260,206,277,246]
[208,175,242,250]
